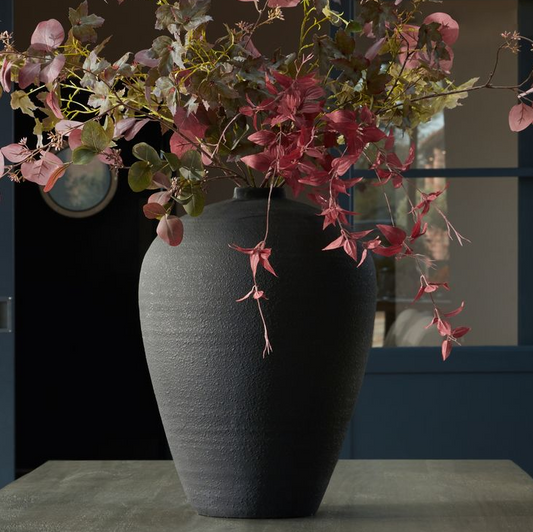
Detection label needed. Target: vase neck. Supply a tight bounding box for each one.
[233,187,286,200]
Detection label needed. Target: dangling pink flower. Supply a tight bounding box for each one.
[229,241,277,278]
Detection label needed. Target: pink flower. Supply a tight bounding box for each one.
[229,241,277,278]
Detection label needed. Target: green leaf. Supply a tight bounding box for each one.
[183,188,205,217]
[132,142,163,168]
[335,29,355,56]
[152,36,174,76]
[439,77,479,111]
[128,161,153,192]
[69,2,105,44]
[346,21,363,34]
[180,150,204,181]
[10,90,37,117]
[72,147,97,165]
[163,152,180,172]
[81,121,109,152]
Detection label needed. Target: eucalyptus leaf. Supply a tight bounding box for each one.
[180,150,204,181]
[81,121,109,152]
[132,142,163,168]
[163,152,180,172]
[183,188,205,217]
[128,161,153,192]
[72,146,97,165]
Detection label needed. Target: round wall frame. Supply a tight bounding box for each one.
[40,148,118,218]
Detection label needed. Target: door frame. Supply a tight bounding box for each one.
[0,0,15,489]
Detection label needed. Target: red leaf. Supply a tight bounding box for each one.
[377,224,407,246]
[157,215,184,246]
[323,235,345,251]
[331,155,359,176]
[362,126,386,143]
[230,242,277,277]
[31,19,65,52]
[261,254,277,277]
[270,70,293,88]
[413,284,426,303]
[444,301,465,318]
[442,339,452,361]
[509,103,533,132]
[241,153,272,172]
[437,319,452,337]
[410,216,428,240]
[43,163,67,192]
[343,239,358,262]
[248,130,276,146]
[452,326,470,339]
[143,202,167,220]
[372,244,403,257]
[40,54,66,85]
[425,315,438,329]
[173,107,208,139]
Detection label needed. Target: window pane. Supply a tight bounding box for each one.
[379,0,519,170]
[440,0,518,168]
[357,177,518,347]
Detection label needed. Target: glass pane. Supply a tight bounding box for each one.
[382,0,519,170]
[356,177,518,347]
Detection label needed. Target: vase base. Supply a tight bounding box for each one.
[195,507,319,519]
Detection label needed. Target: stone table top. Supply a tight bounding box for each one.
[1,460,533,531]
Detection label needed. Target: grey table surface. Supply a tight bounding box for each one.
[1,460,533,532]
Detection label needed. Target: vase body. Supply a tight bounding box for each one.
[139,188,376,518]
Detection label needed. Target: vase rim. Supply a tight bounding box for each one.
[233,187,286,200]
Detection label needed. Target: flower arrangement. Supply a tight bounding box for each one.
[0,0,525,358]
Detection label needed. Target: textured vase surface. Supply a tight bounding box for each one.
[139,188,376,518]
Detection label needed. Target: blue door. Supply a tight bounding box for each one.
[0,0,14,489]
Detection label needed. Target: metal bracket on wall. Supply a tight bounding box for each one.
[0,297,13,333]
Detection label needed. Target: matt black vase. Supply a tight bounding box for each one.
[138,187,376,518]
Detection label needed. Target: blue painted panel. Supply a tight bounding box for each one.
[351,369,533,475]
[0,0,14,489]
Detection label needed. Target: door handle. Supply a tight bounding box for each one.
[0,297,13,333]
